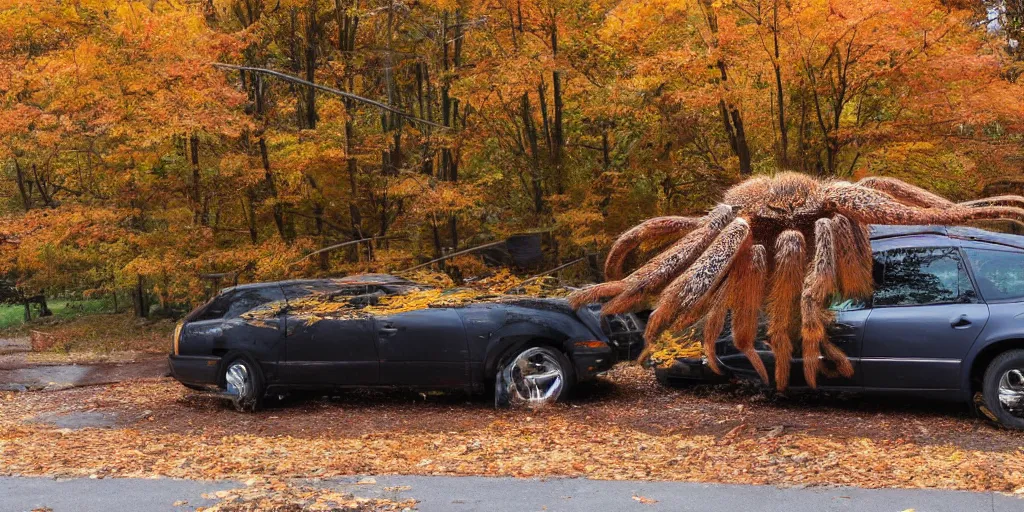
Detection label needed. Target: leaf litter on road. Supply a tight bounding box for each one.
[1,365,1023,497]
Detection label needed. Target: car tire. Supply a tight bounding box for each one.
[981,349,1024,429]
[222,355,265,413]
[495,344,574,408]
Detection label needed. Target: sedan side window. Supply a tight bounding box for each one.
[874,247,977,307]
[224,287,285,319]
[193,293,235,321]
[964,248,1024,302]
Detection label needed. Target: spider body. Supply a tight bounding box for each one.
[570,172,1024,390]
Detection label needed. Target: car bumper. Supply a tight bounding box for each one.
[167,354,221,387]
[572,349,616,380]
[654,356,731,384]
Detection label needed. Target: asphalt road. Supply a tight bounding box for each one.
[2,475,1021,512]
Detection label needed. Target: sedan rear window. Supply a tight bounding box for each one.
[193,287,285,321]
[964,248,1024,302]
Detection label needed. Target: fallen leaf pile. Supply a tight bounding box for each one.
[241,270,572,327]
[1,365,1023,495]
[632,494,657,504]
[645,327,703,367]
[197,478,415,512]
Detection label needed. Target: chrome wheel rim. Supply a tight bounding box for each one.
[997,368,1024,418]
[504,347,564,406]
[225,362,251,398]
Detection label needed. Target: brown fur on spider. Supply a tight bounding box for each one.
[569,172,1024,390]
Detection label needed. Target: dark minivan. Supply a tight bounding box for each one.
[657,225,1024,429]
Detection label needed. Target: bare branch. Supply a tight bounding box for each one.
[212,63,447,129]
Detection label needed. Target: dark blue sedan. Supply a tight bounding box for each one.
[656,225,1024,429]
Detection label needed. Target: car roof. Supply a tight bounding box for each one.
[869,224,1024,251]
[220,274,416,294]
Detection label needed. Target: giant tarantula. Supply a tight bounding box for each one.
[569,172,1024,390]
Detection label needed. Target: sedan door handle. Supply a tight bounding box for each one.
[378,327,399,337]
[950,315,972,329]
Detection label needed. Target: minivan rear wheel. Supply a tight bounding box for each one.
[981,349,1024,429]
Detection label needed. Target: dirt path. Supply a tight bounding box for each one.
[0,337,30,356]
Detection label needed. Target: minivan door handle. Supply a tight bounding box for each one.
[950,315,972,329]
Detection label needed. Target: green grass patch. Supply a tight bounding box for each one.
[0,298,111,331]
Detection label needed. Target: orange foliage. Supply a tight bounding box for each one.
[0,0,1022,308]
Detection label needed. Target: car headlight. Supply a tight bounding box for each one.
[173,322,183,355]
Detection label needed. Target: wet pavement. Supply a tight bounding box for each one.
[28,410,136,429]
[0,356,167,391]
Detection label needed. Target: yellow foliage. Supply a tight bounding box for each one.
[646,327,703,368]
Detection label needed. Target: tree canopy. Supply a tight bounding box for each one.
[1,0,1022,311]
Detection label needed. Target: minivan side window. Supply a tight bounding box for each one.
[964,248,1024,302]
[873,247,977,307]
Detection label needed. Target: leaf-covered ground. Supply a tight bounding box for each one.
[1,365,1023,494]
[195,478,417,512]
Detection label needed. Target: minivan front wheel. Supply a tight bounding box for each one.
[982,349,1024,429]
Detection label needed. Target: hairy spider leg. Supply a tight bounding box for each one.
[604,216,703,280]
[830,213,874,301]
[960,195,1024,208]
[766,229,805,391]
[599,205,736,315]
[568,205,735,311]
[646,217,751,340]
[827,185,1024,226]
[855,176,954,209]
[800,218,854,388]
[701,286,730,375]
[729,243,770,384]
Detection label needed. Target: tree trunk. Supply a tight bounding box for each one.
[13,159,31,211]
[304,0,318,129]
[601,130,611,171]
[336,0,366,259]
[132,275,149,319]
[538,80,552,152]
[521,92,544,214]
[772,0,787,165]
[550,20,565,194]
[189,134,208,225]
[259,136,290,242]
[587,252,603,282]
[37,295,51,317]
[704,0,752,175]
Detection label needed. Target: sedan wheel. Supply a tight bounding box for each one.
[497,346,570,408]
[224,357,264,413]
